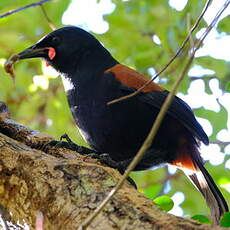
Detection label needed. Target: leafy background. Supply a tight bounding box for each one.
[0,0,229,225]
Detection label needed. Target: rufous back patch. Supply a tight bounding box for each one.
[105,64,164,92]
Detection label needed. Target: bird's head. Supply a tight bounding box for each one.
[17,26,113,74]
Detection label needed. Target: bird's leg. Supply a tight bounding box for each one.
[45,134,137,188]
[45,133,95,155]
[61,133,95,154]
[87,153,123,169]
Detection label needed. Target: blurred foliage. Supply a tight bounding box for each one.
[0,0,229,222]
[226,81,230,92]
[217,15,230,34]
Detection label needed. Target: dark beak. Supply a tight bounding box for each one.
[4,45,49,79]
[17,45,48,60]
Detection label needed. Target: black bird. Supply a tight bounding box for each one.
[14,26,228,224]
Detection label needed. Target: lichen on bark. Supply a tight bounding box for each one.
[0,132,226,230]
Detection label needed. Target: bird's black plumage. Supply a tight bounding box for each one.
[15,26,228,224]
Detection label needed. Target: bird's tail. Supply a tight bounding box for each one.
[172,148,229,225]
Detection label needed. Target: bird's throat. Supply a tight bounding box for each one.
[61,74,75,93]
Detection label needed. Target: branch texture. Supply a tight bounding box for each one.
[0,117,226,230]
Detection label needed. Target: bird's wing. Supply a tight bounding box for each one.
[105,64,209,145]
[137,90,209,145]
[105,64,164,92]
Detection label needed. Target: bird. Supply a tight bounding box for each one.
[14,26,228,224]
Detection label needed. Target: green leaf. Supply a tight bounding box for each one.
[191,215,210,224]
[195,56,228,79]
[141,184,161,200]
[195,108,228,139]
[217,16,230,35]
[220,212,230,227]
[130,168,165,199]
[225,81,230,92]
[153,195,174,211]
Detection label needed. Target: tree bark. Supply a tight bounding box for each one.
[0,118,225,230]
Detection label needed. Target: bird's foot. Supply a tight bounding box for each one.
[86,153,121,168]
[43,134,137,188]
[85,153,137,188]
[43,133,94,155]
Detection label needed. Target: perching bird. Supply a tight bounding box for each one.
[14,26,228,224]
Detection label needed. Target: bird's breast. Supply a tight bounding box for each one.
[67,89,156,159]
[61,74,75,92]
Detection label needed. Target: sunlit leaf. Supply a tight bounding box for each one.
[191,215,210,224]
[219,177,230,186]
[217,16,230,35]
[195,56,228,79]
[142,185,162,200]
[153,195,174,211]
[220,212,230,227]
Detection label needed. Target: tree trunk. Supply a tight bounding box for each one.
[0,117,225,230]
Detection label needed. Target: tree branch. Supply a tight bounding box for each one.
[40,5,57,30]
[0,0,53,19]
[0,117,226,230]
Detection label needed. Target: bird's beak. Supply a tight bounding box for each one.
[4,45,49,79]
[17,45,48,60]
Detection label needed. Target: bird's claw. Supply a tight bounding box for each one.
[43,133,94,155]
[85,152,122,169]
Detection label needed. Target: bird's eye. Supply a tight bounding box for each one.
[51,36,60,45]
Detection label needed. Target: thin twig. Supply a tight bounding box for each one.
[40,5,57,31]
[107,0,212,105]
[210,141,230,146]
[210,140,230,152]
[187,13,195,53]
[78,1,230,229]
[191,0,230,54]
[0,0,53,19]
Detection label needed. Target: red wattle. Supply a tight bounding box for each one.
[47,47,56,60]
